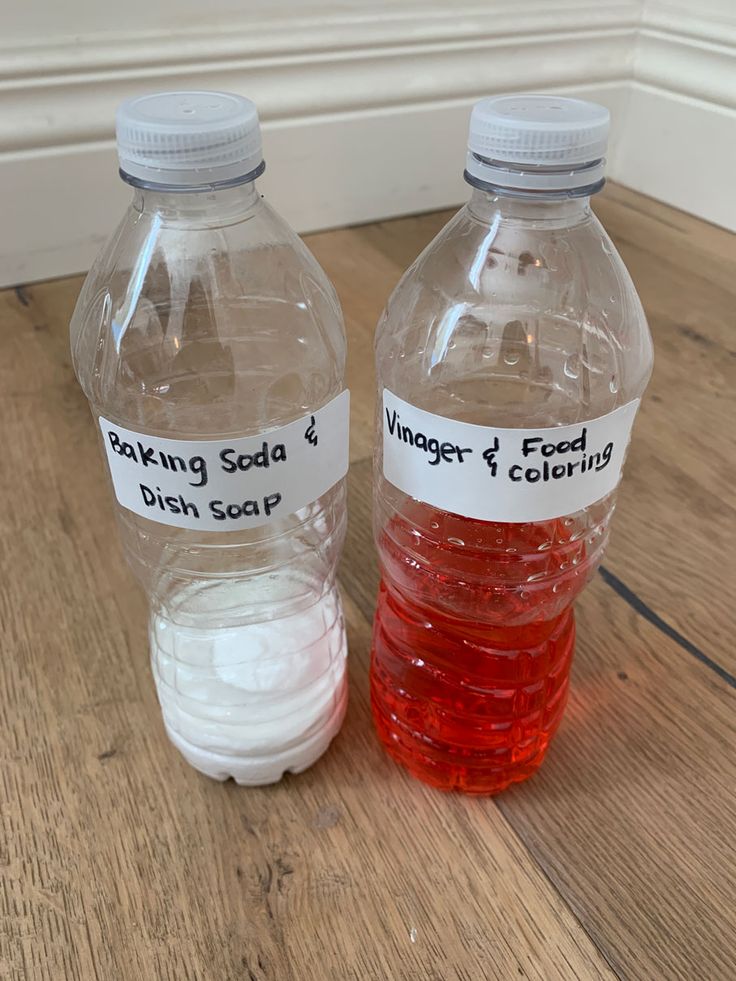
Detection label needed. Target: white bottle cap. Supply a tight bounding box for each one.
[116,91,264,187]
[465,94,610,193]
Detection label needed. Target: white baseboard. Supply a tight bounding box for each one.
[0,85,630,287]
[0,0,733,286]
[612,83,736,230]
[611,1,736,229]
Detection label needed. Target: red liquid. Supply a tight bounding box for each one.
[370,503,596,794]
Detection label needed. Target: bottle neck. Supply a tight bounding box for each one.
[132,179,261,225]
[467,187,592,229]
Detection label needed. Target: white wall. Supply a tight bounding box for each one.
[4,0,405,38]
[0,0,734,286]
[614,0,736,224]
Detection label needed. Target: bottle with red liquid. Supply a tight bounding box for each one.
[371,95,653,794]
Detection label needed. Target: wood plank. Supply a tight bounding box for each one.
[329,188,736,977]
[343,457,736,981]
[348,210,455,272]
[2,183,734,980]
[0,595,616,980]
[0,284,614,979]
[606,442,735,671]
[590,189,736,672]
[496,577,736,981]
[594,184,736,297]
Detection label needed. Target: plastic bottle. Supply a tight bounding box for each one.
[371,94,653,794]
[71,91,350,784]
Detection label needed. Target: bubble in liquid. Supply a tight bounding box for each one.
[564,355,580,379]
[430,521,439,530]
[503,352,520,366]
[538,541,552,551]
[520,591,530,601]
[448,536,465,547]
[572,556,580,566]
[559,561,568,570]
[506,547,517,554]
[564,517,574,527]
[552,582,562,593]
[496,538,504,544]
[609,377,619,393]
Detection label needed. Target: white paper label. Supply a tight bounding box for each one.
[99,390,350,531]
[383,390,639,523]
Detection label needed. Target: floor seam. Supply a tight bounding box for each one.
[494,800,626,981]
[599,565,735,689]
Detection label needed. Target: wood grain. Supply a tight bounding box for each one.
[0,184,734,980]
[345,456,736,981]
[591,191,736,672]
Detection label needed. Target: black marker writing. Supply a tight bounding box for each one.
[109,430,208,487]
[482,438,500,477]
[522,429,587,457]
[386,407,472,466]
[220,443,286,473]
[210,493,282,520]
[304,416,318,447]
[140,484,200,518]
[509,442,613,483]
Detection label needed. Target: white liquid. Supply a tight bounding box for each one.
[150,576,347,784]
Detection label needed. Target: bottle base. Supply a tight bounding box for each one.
[370,698,556,795]
[149,575,349,785]
[370,582,574,795]
[163,678,348,785]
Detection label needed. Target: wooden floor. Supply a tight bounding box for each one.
[0,184,734,980]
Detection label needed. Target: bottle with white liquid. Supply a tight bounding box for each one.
[71,91,350,784]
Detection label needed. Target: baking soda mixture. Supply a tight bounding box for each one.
[152,576,347,783]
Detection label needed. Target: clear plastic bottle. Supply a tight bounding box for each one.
[71,92,350,784]
[371,95,653,794]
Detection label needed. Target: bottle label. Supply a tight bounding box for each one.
[99,390,350,531]
[382,389,640,522]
